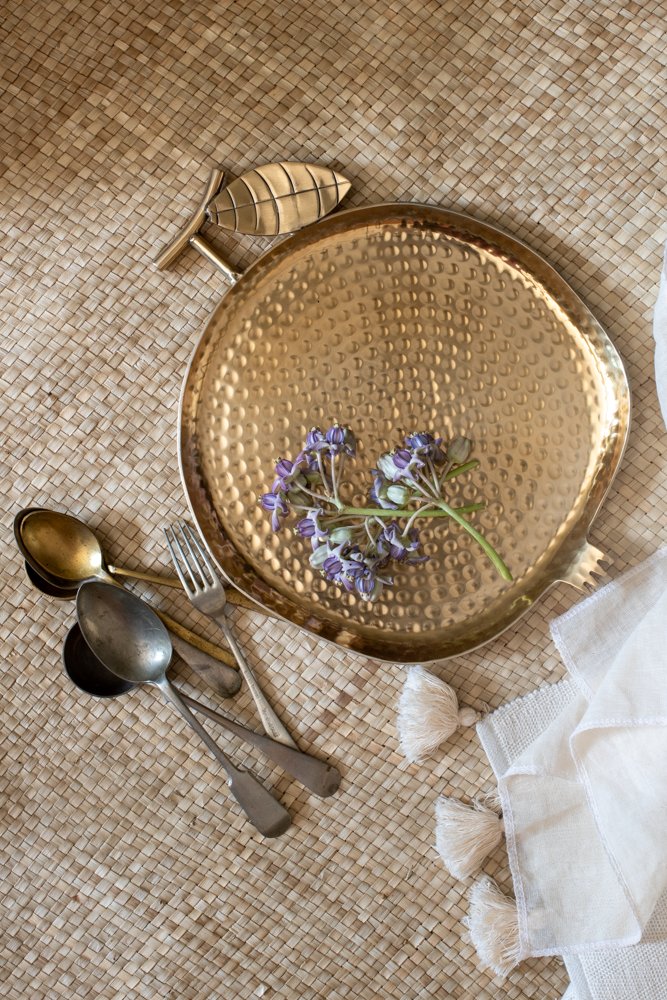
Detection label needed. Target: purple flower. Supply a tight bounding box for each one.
[404,432,446,463]
[261,492,289,531]
[296,508,329,549]
[306,427,327,451]
[377,448,424,483]
[275,458,295,479]
[325,424,345,455]
[394,449,416,471]
[272,457,307,494]
[310,539,369,591]
[380,523,429,565]
[323,555,343,577]
[382,521,416,559]
[354,570,393,602]
[355,575,375,598]
[345,549,379,577]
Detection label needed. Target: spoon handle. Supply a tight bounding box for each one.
[108,564,279,617]
[179,692,341,798]
[107,565,183,588]
[169,633,241,699]
[156,678,291,838]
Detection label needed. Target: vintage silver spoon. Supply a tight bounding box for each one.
[63,622,340,798]
[76,580,291,838]
[23,559,241,698]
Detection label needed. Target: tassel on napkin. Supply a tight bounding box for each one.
[435,793,505,879]
[397,665,479,763]
[465,876,520,978]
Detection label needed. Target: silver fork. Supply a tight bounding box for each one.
[164,521,297,749]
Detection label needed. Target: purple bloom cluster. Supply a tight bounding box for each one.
[260,424,476,602]
[300,425,356,459]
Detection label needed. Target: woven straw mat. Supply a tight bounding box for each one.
[2,1,667,997]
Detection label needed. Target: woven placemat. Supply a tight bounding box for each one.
[2,1,667,997]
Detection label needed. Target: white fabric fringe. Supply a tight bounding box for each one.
[396,665,479,763]
[466,876,520,978]
[435,795,504,879]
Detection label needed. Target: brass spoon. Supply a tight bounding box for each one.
[15,507,271,616]
[21,508,183,588]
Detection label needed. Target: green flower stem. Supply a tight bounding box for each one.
[441,459,479,482]
[434,499,513,581]
[340,504,485,518]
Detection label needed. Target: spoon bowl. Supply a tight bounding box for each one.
[21,509,104,585]
[24,560,77,600]
[63,623,137,698]
[77,580,172,684]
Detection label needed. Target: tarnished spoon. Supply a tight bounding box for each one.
[20,508,182,588]
[24,559,77,600]
[15,507,269,617]
[63,622,341,798]
[22,556,241,698]
[76,580,291,838]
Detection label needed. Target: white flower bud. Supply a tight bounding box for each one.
[387,484,411,505]
[447,436,471,464]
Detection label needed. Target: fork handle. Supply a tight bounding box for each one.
[215,617,298,749]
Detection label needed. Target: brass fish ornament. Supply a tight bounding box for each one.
[152,162,351,280]
[206,162,351,236]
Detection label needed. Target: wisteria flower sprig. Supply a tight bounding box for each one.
[261,424,512,603]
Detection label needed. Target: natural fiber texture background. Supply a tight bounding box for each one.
[2,1,667,997]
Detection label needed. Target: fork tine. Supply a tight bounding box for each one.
[176,521,210,587]
[180,521,218,584]
[163,527,187,586]
[165,524,200,592]
[163,525,192,591]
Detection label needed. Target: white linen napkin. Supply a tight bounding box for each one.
[477,548,667,999]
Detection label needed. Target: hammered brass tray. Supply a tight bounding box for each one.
[179,204,630,662]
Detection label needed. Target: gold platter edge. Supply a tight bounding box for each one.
[178,203,631,663]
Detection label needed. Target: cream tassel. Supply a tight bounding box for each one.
[397,665,480,763]
[434,795,505,879]
[465,876,520,978]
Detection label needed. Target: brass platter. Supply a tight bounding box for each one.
[179,204,630,663]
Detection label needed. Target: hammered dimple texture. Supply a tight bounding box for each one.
[195,217,610,646]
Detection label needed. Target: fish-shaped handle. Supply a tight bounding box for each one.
[152,162,351,279]
[207,162,351,236]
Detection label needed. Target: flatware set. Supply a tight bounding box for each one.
[16,505,342,837]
